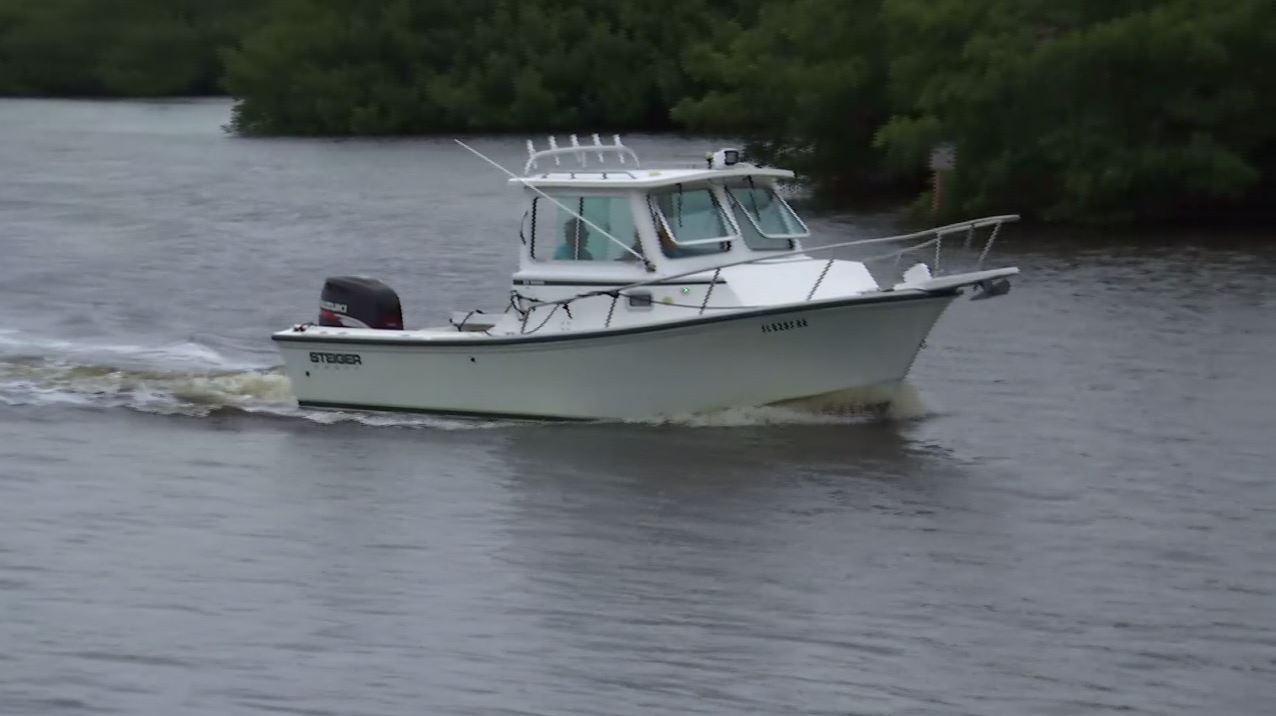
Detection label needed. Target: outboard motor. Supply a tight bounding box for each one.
[319,276,403,329]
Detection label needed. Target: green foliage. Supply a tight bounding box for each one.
[2,0,1273,222]
[673,0,897,193]
[97,17,204,96]
[221,0,740,135]
[872,0,1276,221]
[672,0,1276,221]
[0,0,261,96]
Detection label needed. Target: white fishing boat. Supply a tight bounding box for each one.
[272,135,1019,420]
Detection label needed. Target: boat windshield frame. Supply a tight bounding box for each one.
[724,180,810,247]
[646,183,737,249]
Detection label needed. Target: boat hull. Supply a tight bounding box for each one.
[274,293,956,420]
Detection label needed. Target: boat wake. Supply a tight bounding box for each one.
[0,329,487,429]
[645,382,930,428]
[0,329,930,428]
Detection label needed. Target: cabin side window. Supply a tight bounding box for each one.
[648,187,732,258]
[726,184,808,250]
[530,195,639,262]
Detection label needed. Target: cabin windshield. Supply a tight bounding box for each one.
[648,187,731,258]
[726,184,808,250]
[531,195,639,262]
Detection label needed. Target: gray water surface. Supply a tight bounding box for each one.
[2,99,1275,715]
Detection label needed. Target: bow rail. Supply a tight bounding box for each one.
[505,214,1019,334]
[541,214,1019,306]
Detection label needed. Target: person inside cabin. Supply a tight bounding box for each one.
[618,229,645,262]
[554,217,593,260]
[657,223,687,258]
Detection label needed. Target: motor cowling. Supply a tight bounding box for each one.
[319,276,403,329]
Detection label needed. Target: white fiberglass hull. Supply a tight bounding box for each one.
[273,292,956,420]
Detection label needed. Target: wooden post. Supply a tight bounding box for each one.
[929,142,956,217]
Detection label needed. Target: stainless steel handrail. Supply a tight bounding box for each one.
[510,213,1019,333]
[539,214,1020,305]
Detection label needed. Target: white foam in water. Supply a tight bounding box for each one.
[647,406,867,428]
[0,356,499,429]
[0,330,250,372]
[638,381,931,427]
[284,408,493,430]
[885,381,930,421]
[0,329,495,429]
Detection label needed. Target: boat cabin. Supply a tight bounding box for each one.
[511,137,811,296]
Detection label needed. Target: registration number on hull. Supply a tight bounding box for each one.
[761,318,808,334]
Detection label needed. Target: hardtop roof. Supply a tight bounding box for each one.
[509,164,794,191]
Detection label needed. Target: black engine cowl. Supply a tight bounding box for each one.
[319,276,403,329]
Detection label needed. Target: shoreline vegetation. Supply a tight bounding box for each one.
[2,0,1273,225]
